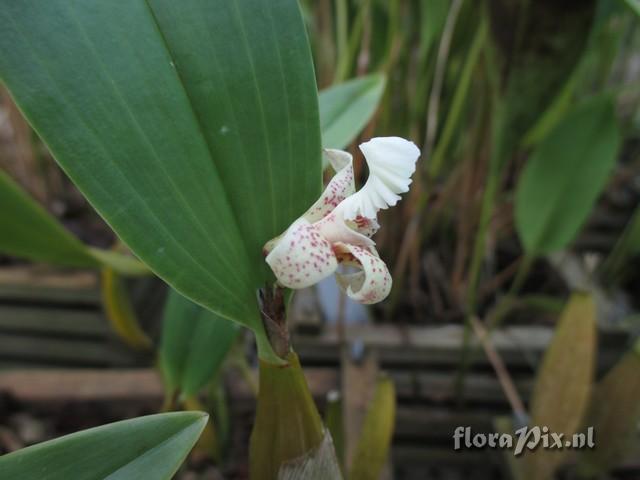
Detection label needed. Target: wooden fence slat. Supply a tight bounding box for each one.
[0,306,108,336]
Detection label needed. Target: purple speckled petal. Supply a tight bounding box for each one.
[334,243,392,304]
[302,149,355,223]
[265,219,338,289]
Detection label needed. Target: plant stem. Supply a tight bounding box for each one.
[429,14,487,177]
[249,352,325,480]
[469,316,526,417]
[457,254,535,398]
[333,0,349,83]
[457,93,508,399]
[423,0,463,160]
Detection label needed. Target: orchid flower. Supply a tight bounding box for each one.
[264,137,420,304]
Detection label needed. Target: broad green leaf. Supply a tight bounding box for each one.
[349,376,396,480]
[0,0,321,344]
[524,292,597,480]
[579,347,640,475]
[160,289,240,397]
[0,412,207,480]
[0,168,98,268]
[515,96,620,254]
[319,74,386,150]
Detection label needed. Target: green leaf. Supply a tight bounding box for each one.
[418,0,451,62]
[0,168,98,268]
[0,412,207,480]
[160,289,240,397]
[0,0,321,342]
[515,96,620,254]
[601,205,640,281]
[579,348,640,475]
[624,0,640,17]
[0,168,150,275]
[349,376,396,480]
[319,74,386,150]
[524,292,597,480]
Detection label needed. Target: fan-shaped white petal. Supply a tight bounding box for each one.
[341,137,420,220]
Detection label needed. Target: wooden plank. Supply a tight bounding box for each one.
[0,333,139,367]
[225,367,530,409]
[0,306,109,336]
[4,367,636,477]
[392,445,497,466]
[0,266,99,305]
[415,371,533,405]
[395,406,502,441]
[295,324,628,374]
[294,325,550,369]
[0,369,163,402]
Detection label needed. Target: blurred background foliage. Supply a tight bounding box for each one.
[1,0,640,478]
[301,0,640,323]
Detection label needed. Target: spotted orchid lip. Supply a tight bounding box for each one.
[264,136,420,304]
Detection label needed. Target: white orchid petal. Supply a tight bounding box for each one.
[371,176,402,206]
[265,219,338,289]
[264,136,418,301]
[315,208,375,247]
[341,136,420,220]
[334,243,392,304]
[303,149,355,223]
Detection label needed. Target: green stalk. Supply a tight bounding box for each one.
[334,0,370,83]
[429,16,487,178]
[458,293,565,400]
[465,163,500,311]
[506,254,534,298]
[249,352,325,480]
[463,44,507,312]
[456,88,508,399]
[600,205,640,282]
[379,0,400,75]
[333,0,349,83]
